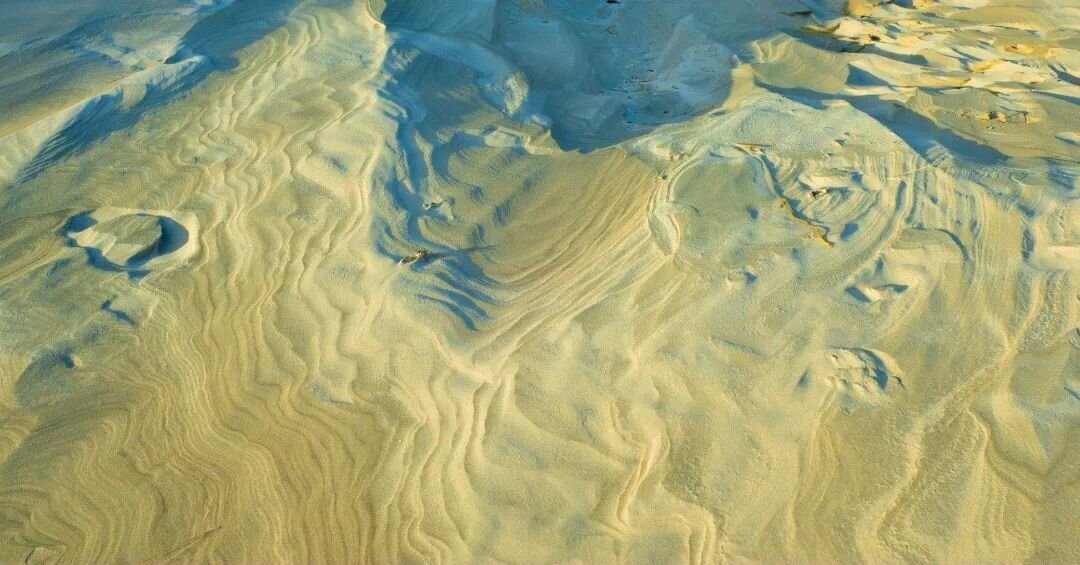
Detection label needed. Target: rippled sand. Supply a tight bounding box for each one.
[1,0,1079,562]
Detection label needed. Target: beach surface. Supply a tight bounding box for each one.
[1,0,1079,561]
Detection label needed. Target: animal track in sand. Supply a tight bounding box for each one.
[61,207,198,277]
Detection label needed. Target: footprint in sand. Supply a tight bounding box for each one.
[61,207,198,278]
[847,282,909,303]
[1023,201,1080,272]
[797,347,904,411]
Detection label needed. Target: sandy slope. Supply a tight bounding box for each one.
[0,0,1079,562]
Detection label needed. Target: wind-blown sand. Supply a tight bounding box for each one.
[1,0,1079,562]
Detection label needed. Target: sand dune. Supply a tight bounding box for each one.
[0,0,1078,562]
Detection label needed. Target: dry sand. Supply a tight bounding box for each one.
[1,0,1079,562]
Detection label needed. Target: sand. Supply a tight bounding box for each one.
[1,0,1079,562]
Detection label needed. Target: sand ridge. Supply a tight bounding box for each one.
[0,0,1078,562]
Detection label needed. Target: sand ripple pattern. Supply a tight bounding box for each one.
[0,0,1079,562]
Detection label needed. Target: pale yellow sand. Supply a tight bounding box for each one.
[0,0,1079,562]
